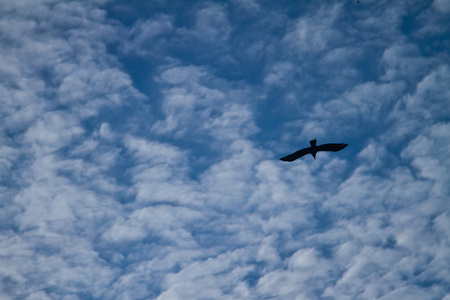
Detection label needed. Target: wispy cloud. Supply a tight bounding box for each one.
[1,0,449,299]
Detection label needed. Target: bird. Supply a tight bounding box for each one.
[280,139,348,162]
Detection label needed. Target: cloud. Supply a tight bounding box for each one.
[156,250,255,300]
[123,15,174,57]
[151,64,258,143]
[380,43,431,82]
[188,3,232,44]
[264,61,294,86]
[1,0,449,299]
[433,0,450,13]
[406,65,450,121]
[256,248,333,299]
[283,3,343,59]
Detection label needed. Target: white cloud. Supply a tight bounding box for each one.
[1,0,449,299]
[283,3,343,59]
[405,65,450,121]
[301,80,406,140]
[190,4,231,44]
[23,112,84,154]
[151,64,257,142]
[380,43,431,82]
[264,61,294,86]
[126,136,186,165]
[232,0,261,14]
[103,205,203,246]
[433,0,450,13]
[124,15,174,57]
[157,249,254,300]
[202,103,259,140]
[379,286,437,300]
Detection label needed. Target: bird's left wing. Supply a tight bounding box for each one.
[280,147,311,162]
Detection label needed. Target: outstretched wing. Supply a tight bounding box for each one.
[280,147,311,162]
[316,143,348,152]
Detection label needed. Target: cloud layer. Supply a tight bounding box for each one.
[1,0,449,299]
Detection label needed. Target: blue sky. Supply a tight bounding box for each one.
[1,0,449,299]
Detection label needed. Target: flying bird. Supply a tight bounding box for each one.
[280,139,348,162]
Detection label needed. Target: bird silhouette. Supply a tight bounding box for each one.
[280,139,348,162]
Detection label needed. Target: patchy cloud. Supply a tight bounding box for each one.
[1,0,449,299]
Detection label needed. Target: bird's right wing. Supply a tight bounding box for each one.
[280,147,311,162]
[316,143,348,152]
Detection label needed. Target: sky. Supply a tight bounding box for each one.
[1,0,449,299]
